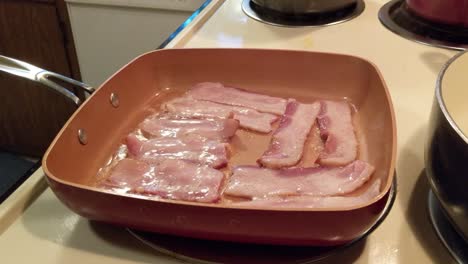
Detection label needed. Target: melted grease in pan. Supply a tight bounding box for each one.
[93,86,373,205]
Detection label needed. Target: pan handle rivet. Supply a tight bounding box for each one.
[110,93,119,108]
[78,129,88,145]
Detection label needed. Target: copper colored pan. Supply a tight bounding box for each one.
[0,49,396,246]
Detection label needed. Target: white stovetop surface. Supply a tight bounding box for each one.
[0,0,459,263]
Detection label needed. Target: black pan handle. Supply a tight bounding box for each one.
[0,55,95,106]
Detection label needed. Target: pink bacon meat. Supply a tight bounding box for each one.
[317,100,358,166]
[232,180,381,209]
[259,100,321,168]
[104,159,223,203]
[224,160,374,198]
[187,82,287,115]
[164,97,278,133]
[140,116,239,141]
[126,134,228,168]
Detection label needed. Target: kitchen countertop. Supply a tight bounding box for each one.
[0,0,460,263]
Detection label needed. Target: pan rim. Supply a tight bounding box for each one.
[42,48,397,212]
[435,51,468,144]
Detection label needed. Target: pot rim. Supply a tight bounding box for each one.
[436,51,468,143]
[250,0,358,13]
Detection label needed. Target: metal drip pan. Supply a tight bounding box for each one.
[428,190,468,263]
[242,0,365,27]
[379,0,468,50]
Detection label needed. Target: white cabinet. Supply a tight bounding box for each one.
[66,0,204,87]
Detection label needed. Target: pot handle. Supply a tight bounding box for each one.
[0,55,95,106]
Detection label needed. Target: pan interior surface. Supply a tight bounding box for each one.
[43,49,396,211]
[440,52,468,141]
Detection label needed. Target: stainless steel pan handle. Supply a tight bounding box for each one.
[0,55,95,106]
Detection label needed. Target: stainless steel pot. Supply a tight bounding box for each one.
[426,51,468,241]
[251,0,358,14]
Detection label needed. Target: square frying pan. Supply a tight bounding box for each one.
[0,49,396,246]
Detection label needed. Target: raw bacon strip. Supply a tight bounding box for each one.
[140,117,239,141]
[317,100,358,166]
[232,180,381,209]
[187,82,287,115]
[259,100,321,168]
[164,97,233,119]
[224,160,374,198]
[104,158,154,190]
[300,124,324,167]
[164,97,278,133]
[104,159,223,203]
[126,134,228,168]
